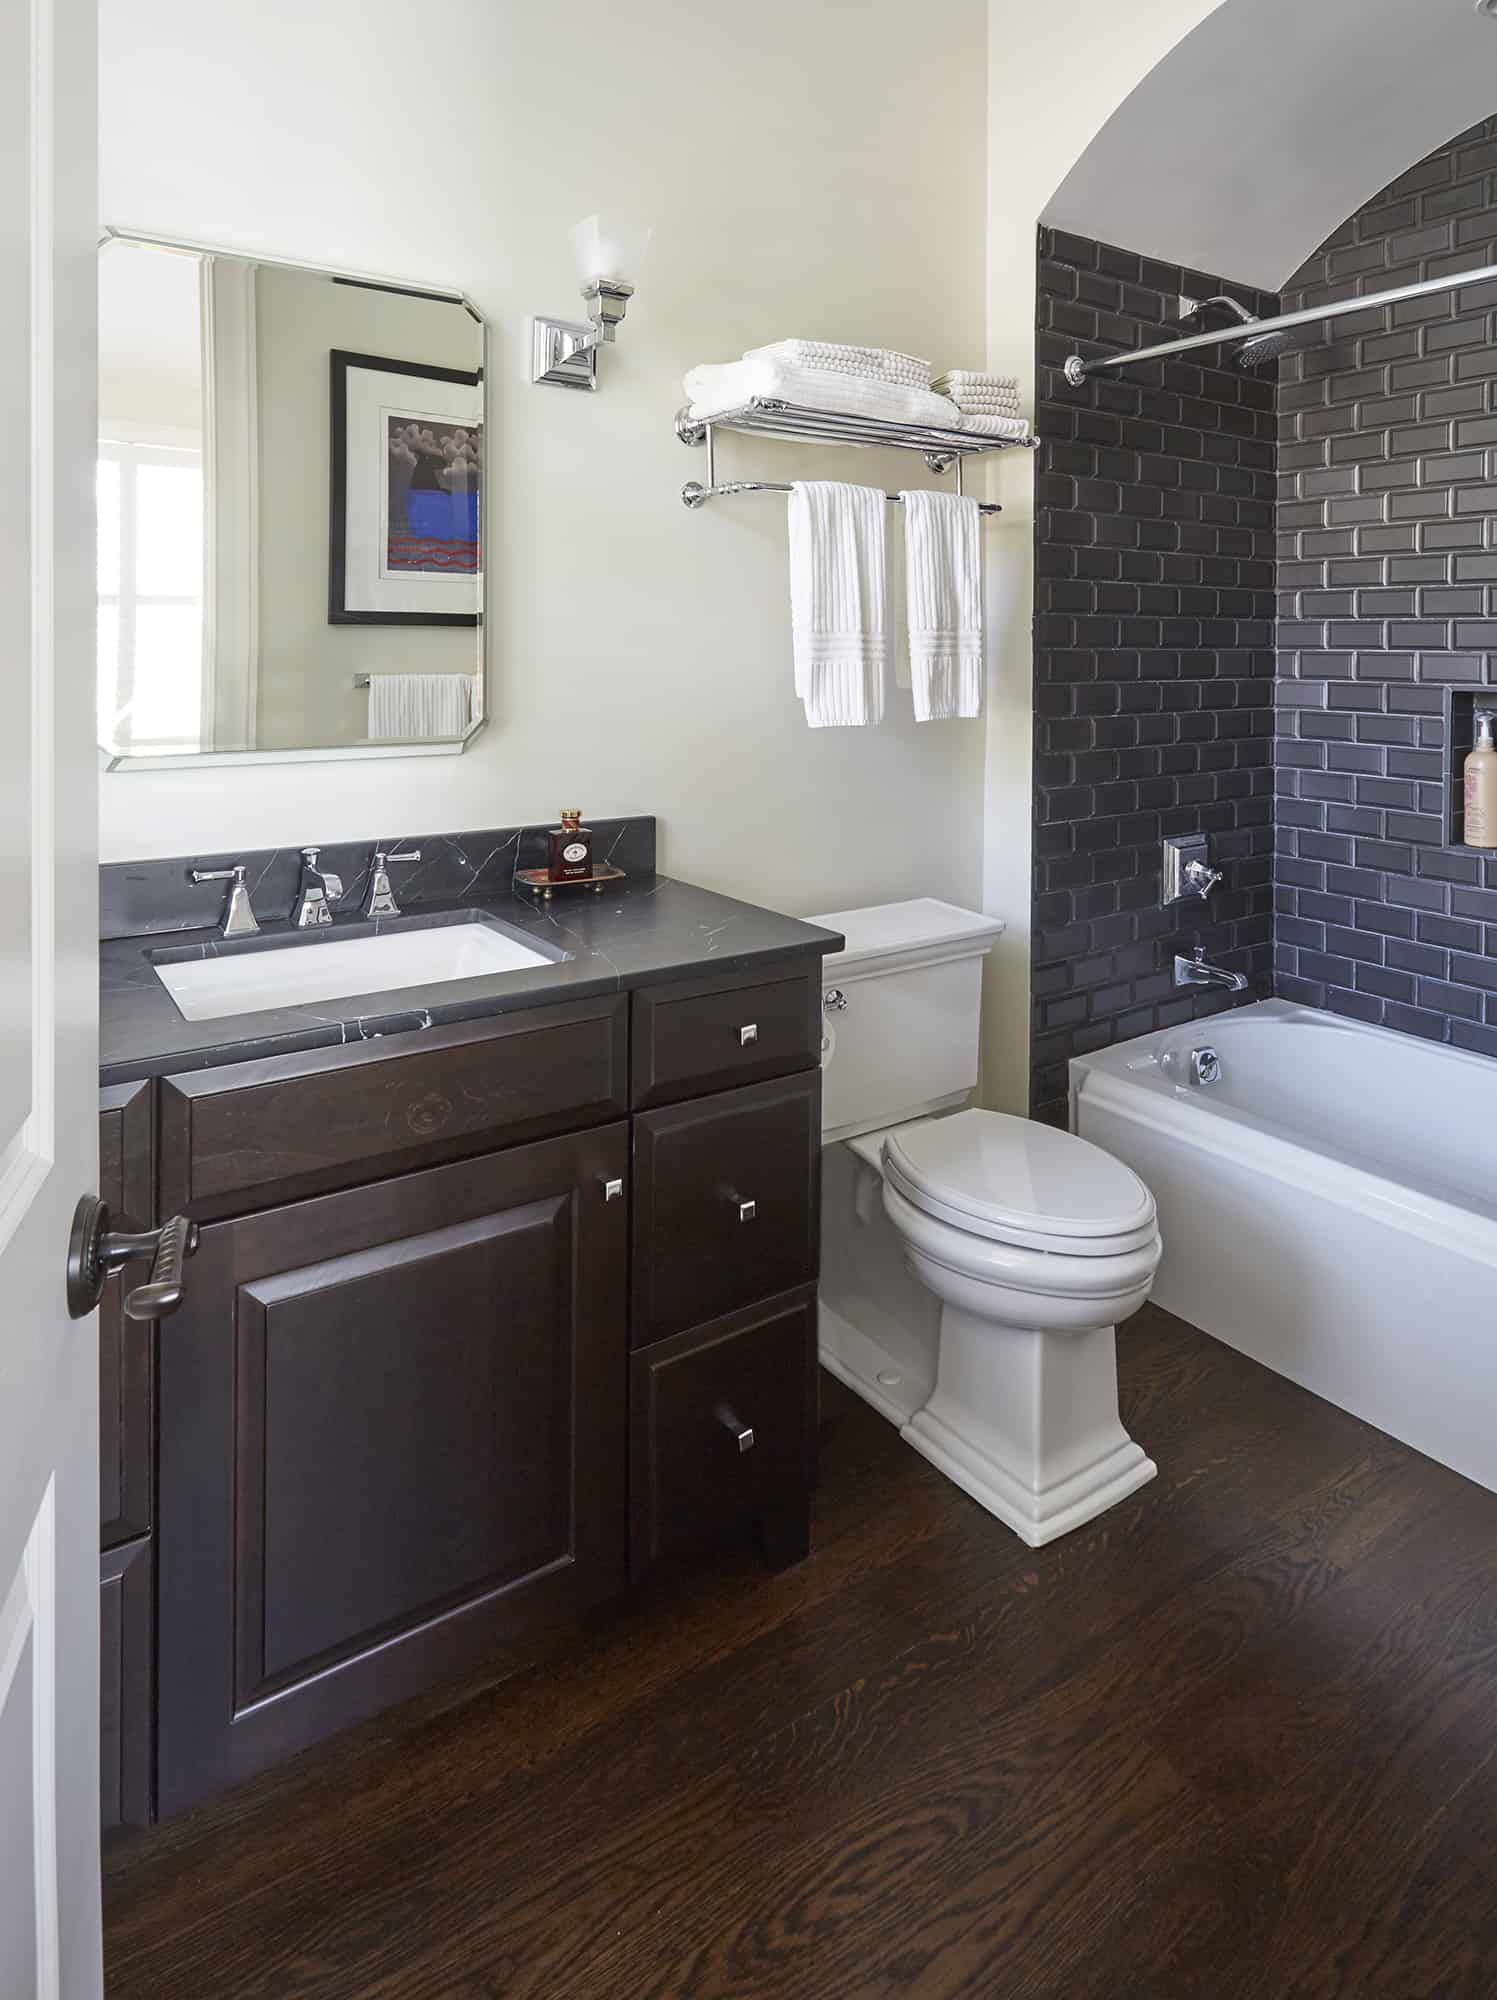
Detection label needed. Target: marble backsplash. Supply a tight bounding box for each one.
[99,818,657,941]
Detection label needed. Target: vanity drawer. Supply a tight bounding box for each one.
[630,963,821,1110]
[630,1289,817,1577]
[631,1069,819,1346]
[160,992,627,1217]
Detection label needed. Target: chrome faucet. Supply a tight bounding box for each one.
[362,848,422,919]
[1174,945,1249,994]
[291,846,344,928]
[189,862,260,939]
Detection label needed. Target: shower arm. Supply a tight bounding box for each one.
[1062,258,1497,384]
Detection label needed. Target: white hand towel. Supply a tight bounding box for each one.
[899,490,982,721]
[787,482,888,728]
[366,673,472,740]
[684,359,962,432]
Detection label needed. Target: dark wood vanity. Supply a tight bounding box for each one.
[96,829,837,1828]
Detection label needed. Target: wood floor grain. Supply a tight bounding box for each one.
[104,1306,1497,1999]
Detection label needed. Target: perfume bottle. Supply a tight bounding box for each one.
[547,808,594,883]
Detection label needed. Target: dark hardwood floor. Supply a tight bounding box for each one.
[104,1305,1497,1999]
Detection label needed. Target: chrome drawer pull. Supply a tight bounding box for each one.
[739,1023,758,1046]
[738,1199,757,1223]
[716,1404,755,1453]
[602,1177,624,1201]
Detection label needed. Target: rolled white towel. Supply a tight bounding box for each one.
[684,358,966,431]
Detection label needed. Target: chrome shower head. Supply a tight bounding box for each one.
[1176,293,1291,369]
[1233,326,1298,369]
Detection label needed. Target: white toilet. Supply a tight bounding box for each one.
[814,897,1162,1547]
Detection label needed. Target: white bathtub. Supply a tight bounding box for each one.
[1071,999,1497,1494]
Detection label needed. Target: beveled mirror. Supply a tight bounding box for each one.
[97,230,486,769]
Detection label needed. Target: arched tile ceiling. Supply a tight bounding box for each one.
[1045,0,1497,287]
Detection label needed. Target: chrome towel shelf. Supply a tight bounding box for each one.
[682,477,1002,516]
[675,396,1036,514]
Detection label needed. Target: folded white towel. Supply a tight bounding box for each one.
[787,482,888,728]
[366,673,472,740]
[955,412,1031,439]
[941,385,1021,404]
[932,369,1019,391]
[899,490,982,722]
[945,396,1022,416]
[685,359,961,432]
[746,339,930,387]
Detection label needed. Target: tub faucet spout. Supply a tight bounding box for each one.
[1175,946,1249,994]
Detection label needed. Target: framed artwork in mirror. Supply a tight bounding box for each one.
[328,348,482,627]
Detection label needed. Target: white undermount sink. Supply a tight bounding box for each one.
[153,918,561,1022]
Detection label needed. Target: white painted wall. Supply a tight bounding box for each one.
[98,0,993,927]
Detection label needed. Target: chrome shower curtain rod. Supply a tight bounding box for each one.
[1063,258,1497,384]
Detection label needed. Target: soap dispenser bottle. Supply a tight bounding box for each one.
[547,808,594,883]
[1465,711,1497,850]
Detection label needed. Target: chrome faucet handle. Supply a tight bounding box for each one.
[1184,859,1223,897]
[363,847,423,920]
[190,862,260,939]
[292,846,344,927]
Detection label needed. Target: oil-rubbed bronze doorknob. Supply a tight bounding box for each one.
[66,1194,200,1321]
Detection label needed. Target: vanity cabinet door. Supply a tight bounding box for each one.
[156,1124,628,1820]
[98,1080,154,1548]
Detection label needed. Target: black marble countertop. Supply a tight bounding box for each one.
[100,873,844,1086]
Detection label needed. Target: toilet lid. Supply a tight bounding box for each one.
[882,1109,1158,1257]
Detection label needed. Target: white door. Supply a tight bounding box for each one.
[1,0,104,1992]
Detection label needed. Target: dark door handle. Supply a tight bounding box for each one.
[67,1194,200,1321]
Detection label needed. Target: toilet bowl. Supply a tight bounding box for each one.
[881,1109,1161,1547]
[812,897,1162,1547]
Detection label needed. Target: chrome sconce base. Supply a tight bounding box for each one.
[531,279,635,390]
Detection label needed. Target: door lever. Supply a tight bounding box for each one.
[66,1195,200,1321]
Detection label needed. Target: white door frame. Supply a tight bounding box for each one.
[0,0,103,1991]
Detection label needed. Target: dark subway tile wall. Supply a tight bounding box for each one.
[1275,115,1497,1059]
[1030,228,1277,1124]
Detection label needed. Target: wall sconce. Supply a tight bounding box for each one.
[531,213,653,391]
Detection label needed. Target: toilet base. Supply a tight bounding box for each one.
[817,1302,934,1430]
[899,1305,1156,1547]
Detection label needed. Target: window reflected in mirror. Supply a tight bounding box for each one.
[96,235,486,768]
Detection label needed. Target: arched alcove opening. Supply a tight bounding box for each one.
[1020,5,1497,1121]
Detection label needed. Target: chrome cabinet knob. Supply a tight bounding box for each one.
[739,1023,758,1046]
[716,1404,755,1453]
[602,1177,624,1201]
[823,988,847,1013]
[737,1199,757,1223]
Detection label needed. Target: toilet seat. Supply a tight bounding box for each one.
[882,1109,1157,1258]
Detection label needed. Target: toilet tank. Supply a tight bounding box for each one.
[810,899,1006,1143]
